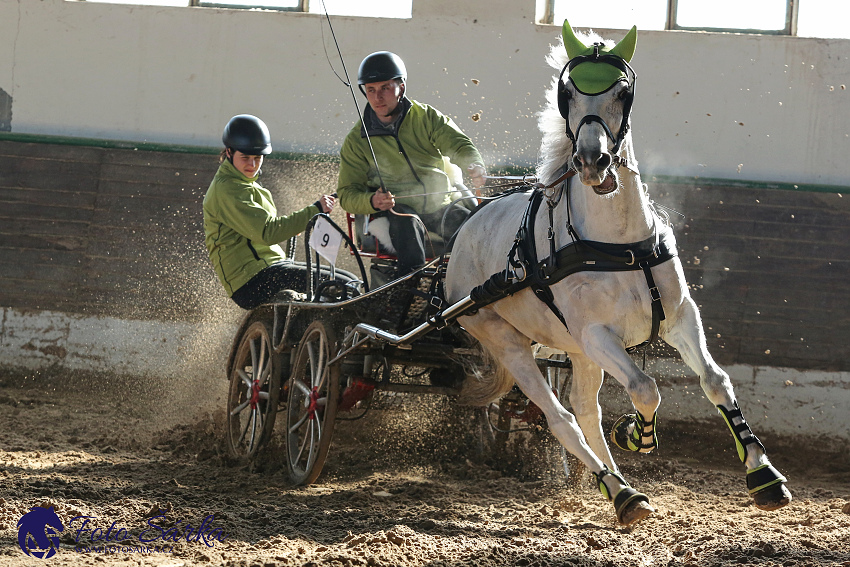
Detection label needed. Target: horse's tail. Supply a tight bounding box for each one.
[458,342,516,406]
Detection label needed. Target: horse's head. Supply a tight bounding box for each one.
[554,20,637,193]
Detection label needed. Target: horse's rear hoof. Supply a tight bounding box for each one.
[753,483,792,511]
[747,463,791,511]
[618,498,654,525]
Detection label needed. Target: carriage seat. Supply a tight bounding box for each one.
[346,213,449,260]
[344,157,478,262]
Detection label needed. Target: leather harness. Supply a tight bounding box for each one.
[466,172,678,352]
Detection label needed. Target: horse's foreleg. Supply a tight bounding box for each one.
[664,297,791,510]
[579,324,661,453]
[467,320,604,471]
[501,346,652,525]
[567,352,616,471]
[464,316,652,524]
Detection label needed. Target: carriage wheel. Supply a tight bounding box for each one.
[285,320,340,485]
[226,320,282,461]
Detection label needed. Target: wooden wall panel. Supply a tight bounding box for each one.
[1,140,848,371]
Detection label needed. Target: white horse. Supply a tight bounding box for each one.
[445,20,791,525]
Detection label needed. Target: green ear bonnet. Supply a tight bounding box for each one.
[557,20,638,153]
[559,19,637,95]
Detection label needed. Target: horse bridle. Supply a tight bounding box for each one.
[557,44,637,156]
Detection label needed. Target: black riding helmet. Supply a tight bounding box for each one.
[222,114,272,156]
[357,51,406,95]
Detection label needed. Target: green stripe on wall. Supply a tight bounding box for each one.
[0,132,338,163]
[1,132,847,194]
[645,174,848,194]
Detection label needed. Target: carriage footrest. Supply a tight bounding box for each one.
[338,378,376,412]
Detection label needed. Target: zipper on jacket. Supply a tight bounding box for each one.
[393,134,428,211]
[246,239,261,261]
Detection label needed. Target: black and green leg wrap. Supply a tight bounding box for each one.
[747,463,787,495]
[611,411,658,453]
[717,402,765,462]
[593,465,651,524]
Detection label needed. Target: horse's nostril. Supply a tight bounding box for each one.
[572,155,583,171]
[597,153,612,170]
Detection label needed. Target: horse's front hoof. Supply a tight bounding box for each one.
[614,487,654,525]
[753,483,792,511]
[611,412,658,453]
[618,496,654,525]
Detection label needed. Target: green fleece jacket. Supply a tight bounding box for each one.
[203,159,319,296]
[337,98,484,215]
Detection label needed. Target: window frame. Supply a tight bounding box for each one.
[193,0,306,11]
[668,0,797,35]
[539,0,798,36]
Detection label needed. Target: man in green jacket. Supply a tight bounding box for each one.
[204,114,353,309]
[337,51,486,275]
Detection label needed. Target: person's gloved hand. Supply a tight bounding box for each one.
[467,163,487,189]
[370,190,395,211]
[314,194,336,213]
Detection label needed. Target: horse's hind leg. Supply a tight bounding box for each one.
[664,296,791,510]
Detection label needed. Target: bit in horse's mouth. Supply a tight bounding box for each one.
[593,174,618,195]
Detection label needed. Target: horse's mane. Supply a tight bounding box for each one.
[537,30,608,185]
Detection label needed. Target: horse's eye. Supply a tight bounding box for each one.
[617,86,630,101]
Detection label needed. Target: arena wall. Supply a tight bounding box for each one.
[0,0,849,186]
[1,140,847,439]
[1,0,847,439]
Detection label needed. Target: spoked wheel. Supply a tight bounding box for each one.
[285,320,340,485]
[226,320,282,461]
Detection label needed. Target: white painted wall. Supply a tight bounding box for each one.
[1,0,849,186]
[3,307,848,440]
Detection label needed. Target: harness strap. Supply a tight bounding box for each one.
[639,260,665,346]
[515,190,569,328]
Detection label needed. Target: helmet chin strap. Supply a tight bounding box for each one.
[385,85,405,119]
[383,103,402,120]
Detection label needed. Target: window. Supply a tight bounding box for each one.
[672,0,790,34]
[539,0,850,39]
[543,0,668,31]
[796,0,848,40]
[74,0,413,18]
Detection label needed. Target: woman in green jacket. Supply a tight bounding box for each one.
[337,52,487,275]
[204,114,353,309]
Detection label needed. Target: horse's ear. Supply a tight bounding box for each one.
[561,19,588,59]
[610,25,637,63]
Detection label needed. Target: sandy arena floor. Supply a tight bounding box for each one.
[1,368,849,567]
